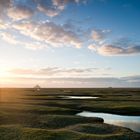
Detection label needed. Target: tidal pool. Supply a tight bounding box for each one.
[77,111,140,133]
[60,96,99,99]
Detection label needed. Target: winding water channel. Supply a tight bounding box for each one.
[77,111,140,133]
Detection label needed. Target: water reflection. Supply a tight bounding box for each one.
[77,111,140,133]
[60,96,99,99]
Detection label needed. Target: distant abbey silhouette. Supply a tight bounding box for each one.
[34,85,41,91]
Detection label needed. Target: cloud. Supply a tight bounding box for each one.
[123,75,140,83]
[0,32,19,45]
[37,2,62,17]
[0,0,87,21]
[24,42,46,50]
[9,67,111,78]
[91,29,110,41]
[0,0,11,8]
[13,21,82,48]
[35,0,83,17]
[92,45,140,56]
[0,0,115,52]
[89,30,140,56]
[88,44,140,56]
[52,0,68,8]
[0,0,11,18]
[88,44,97,51]
[1,0,140,56]
[2,76,140,88]
[0,21,9,29]
[10,67,95,75]
[7,5,34,20]
[0,31,47,50]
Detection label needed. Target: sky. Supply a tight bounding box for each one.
[0,0,140,87]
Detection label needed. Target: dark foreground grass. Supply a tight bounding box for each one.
[0,124,140,140]
[0,88,140,140]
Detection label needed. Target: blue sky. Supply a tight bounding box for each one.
[0,0,140,87]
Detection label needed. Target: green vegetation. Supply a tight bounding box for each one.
[0,88,140,140]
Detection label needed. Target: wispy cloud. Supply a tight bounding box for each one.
[7,5,34,20]
[89,44,140,56]
[0,31,47,50]
[89,29,140,56]
[1,75,140,87]
[0,0,11,18]
[13,21,83,48]
[0,32,19,45]
[0,0,84,19]
[9,67,112,78]
[91,29,111,42]
[0,20,9,29]
[37,0,65,17]
[36,0,86,17]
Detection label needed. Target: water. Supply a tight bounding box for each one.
[77,111,140,133]
[60,96,99,99]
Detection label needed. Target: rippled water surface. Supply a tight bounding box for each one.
[77,111,140,133]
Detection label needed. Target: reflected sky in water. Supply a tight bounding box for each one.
[60,96,99,99]
[77,111,140,133]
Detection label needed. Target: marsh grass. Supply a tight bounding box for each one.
[0,88,140,140]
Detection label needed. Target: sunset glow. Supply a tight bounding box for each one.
[0,0,140,87]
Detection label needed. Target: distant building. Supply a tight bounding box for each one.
[34,85,41,91]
